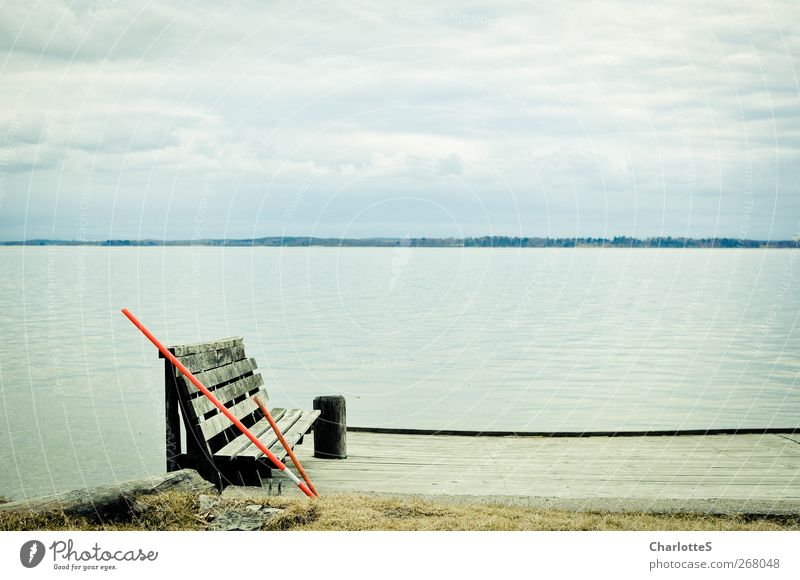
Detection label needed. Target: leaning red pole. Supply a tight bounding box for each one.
[121,308,315,498]
[253,395,319,497]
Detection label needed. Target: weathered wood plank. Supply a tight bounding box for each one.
[160,337,244,357]
[179,358,257,394]
[198,396,262,441]
[175,345,246,374]
[186,375,265,420]
[236,409,304,460]
[215,408,288,458]
[288,432,800,501]
[268,409,320,457]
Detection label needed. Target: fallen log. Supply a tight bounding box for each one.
[0,469,214,523]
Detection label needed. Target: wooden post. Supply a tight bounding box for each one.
[313,395,347,459]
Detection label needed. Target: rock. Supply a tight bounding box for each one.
[0,469,215,523]
[198,494,218,514]
[207,507,282,531]
[220,485,274,501]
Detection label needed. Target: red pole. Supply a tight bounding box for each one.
[121,308,315,498]
[253,395,320,497]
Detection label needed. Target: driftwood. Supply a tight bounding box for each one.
[0,469,214,522]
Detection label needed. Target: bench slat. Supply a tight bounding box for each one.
[214,408,288,458]
[268,409,320,458]
[179,358,258,394]
[161,337,244,357]
[176,345,246,374]
[235,409,304,460]
[187,375,266,421]
[198,397,262,441]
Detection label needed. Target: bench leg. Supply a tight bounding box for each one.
[207,458,273,489]
[164,361,182,472]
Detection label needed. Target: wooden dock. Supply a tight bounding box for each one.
[290,431,800,511]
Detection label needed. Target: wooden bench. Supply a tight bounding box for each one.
[161,337,320,488]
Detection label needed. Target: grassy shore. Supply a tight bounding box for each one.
[1,492,797,531]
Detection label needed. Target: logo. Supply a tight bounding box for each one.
[20,540,46,568]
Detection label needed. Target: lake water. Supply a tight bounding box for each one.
[0,247,798,499]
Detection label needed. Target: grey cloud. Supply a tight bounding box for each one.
[0,0,798,240]
[0,0,242,62]
[438,153,464,175]
[0,143,63,173]
[62,114,185,153]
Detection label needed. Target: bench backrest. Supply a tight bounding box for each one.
[161,337,268,455]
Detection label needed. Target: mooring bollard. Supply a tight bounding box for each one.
[313,395,347,459]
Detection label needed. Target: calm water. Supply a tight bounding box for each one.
[0,247,798,498]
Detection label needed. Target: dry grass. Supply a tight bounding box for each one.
[1,492,797,531]
[257,495,800,532]
[0,492,204,531]
[0,510,98,531]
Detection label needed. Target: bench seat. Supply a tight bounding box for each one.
[215,407,320,463]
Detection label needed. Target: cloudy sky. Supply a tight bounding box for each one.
[0,0,798,240]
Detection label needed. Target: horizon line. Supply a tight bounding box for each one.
[1,235,797,248]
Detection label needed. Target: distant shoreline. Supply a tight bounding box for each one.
[0,236,797,248]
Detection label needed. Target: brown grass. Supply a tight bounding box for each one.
[257,495,799,531]
[1,492,797,531]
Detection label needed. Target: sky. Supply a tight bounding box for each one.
[0,0,798,240]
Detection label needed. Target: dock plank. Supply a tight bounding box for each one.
[289,432,800,500]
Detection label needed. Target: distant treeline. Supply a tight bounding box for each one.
[1,236,796,248]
